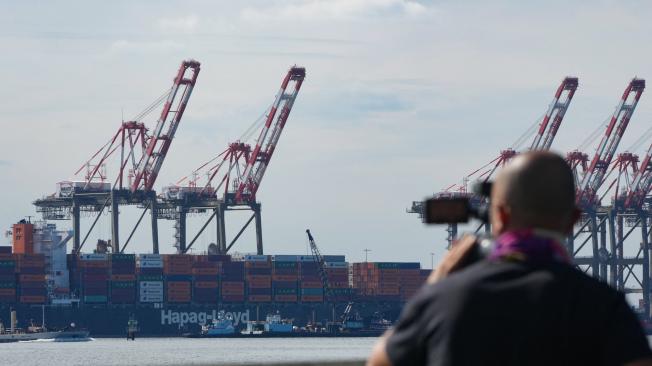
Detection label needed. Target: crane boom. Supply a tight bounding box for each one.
[130,60,201,192]
[235,66,306,202]
[530,77,579,151]
[577,78,645,206]
[306,229,332,300]
[625,141,652,208]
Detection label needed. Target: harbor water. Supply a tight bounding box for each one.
[0,337,377,366]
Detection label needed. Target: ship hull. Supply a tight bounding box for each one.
[0,302,402,337]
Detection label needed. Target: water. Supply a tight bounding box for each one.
[0,337,376,366]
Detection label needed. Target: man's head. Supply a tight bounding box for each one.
[490,151,580,236]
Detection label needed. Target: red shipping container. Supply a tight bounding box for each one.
[248,295,271,302]
[301,295,323,302]
[274,295,298,302]
[300,281,323,288]
[221,294,245,302]
[19,274,45,282]
[272,275,298,281]
[222,288,245,295]
[20,296,45,303]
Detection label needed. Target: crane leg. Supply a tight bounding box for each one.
[111,190,120,253]
[254,204,263,255]
[151,198,159,254]
[72,202,81,253]
[216,205,227,254]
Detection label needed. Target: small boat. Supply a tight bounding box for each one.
[0,309,91,343]
[190,311,236,337]
[263,313,293,334]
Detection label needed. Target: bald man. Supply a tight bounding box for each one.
[368,152,652,366]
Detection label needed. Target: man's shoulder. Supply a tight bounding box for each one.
[419,260,620,302]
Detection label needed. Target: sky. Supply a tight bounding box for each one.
[1,0,652,267]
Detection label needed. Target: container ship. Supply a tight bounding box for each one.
[0,220,429,336]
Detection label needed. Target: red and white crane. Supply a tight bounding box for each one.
[624,140,652,208]
[235,66,306,202]
[530,77,579,151]
[447,76,578,192]
[74,60,200,194]
[131,60,201,192]
[575,78,645,207]
[171,66,306,204]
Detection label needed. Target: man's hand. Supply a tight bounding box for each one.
[428,235,478,284]
[367,331,393,366]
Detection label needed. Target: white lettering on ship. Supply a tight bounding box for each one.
[161,310,250,327]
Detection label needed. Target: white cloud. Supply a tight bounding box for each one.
[241,0,429,22]
[156,14,199,33]
[109,39,183,52]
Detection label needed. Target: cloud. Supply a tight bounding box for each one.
[156,15,199,33]
[241,0,429,22]
[109,39,184,52]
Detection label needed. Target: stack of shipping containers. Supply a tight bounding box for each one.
[245,255,272,302]
[325,260,352,301]
[221,260,245,302]
[17,254,47,304]
[78,254,109,304]
[0,248,16,303]
[397,263,422,300]
[298,256,323,302]
[352,262,423,301]
[272,255,298,302]
[138,254,164,303]
[110,254,136,304]
[192,256,220,303]
[164,255,192,303]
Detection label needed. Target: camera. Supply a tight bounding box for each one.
[422,181,492,224]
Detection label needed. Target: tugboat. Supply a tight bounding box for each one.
[126,314,139,340]
[183,311,236,337]
[263,313,293,334]
[204,311,236,336]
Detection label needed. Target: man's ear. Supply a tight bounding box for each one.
[492,204,510,235]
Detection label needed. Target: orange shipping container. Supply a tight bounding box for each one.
[274,295,298,302]
[0,289,16,296]
[19,275,45,282]
[222,288,245,295]
[19,296,45,303]
[272,274,298,281]
[192,268,219,275]
[301,295,323,302]
[248,295,271,302]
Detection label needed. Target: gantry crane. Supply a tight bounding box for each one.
[408,76,578,244]
[34,60,201,254]
[160,66,306,254]
[575,78,645,208]
[565,78,645,288]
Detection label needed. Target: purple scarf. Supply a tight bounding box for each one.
[489,229,571,264]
